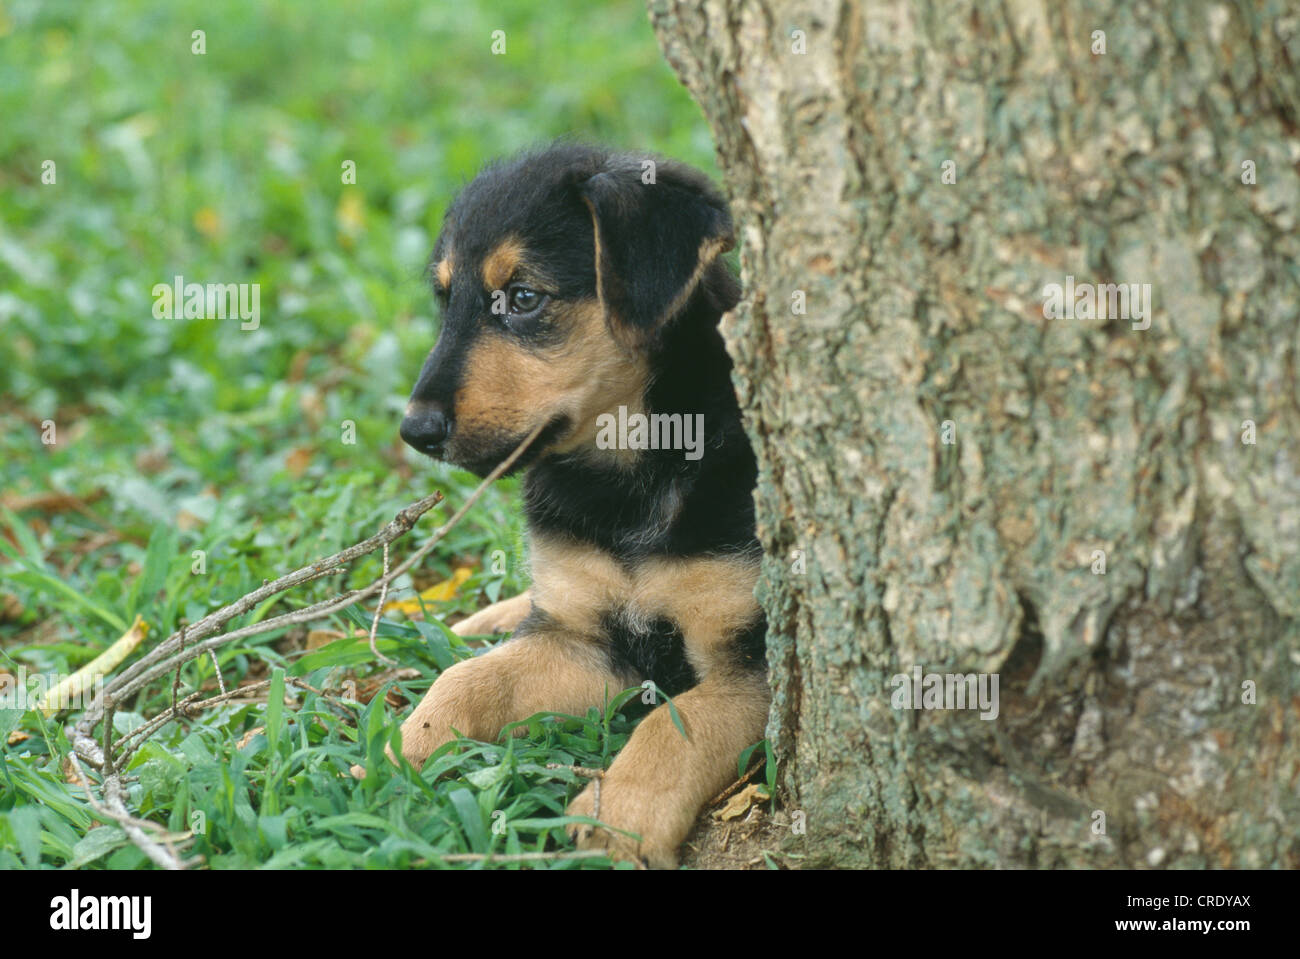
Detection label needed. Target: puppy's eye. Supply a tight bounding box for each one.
[508,285,545,315]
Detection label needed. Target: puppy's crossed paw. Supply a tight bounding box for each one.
[450,592,531,637]
[565,780,678,870]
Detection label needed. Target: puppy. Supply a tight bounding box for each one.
[395,142,766,868]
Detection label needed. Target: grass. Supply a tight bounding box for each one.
[0,0,723,869]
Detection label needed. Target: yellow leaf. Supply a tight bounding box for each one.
[383,567,473,616]
[193,207,223,238]
[285,446,313,477]
[336,191,365,240]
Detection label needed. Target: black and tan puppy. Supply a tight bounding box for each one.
[395,142,766,868]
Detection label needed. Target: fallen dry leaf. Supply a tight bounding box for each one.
[287,349,311,384]
[134,448,170,475]
[63,755,84,786]
[354,667,420,705]
[285,446,313,477]
[0,595,21,621]
[714,783,770,822]
[1,489,104,521]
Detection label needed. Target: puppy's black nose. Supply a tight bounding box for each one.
[400,404,451,455]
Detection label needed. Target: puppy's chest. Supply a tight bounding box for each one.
[526,461,689,555]
[528,531,760,676]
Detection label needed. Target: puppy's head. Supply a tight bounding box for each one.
[400,142,734,476]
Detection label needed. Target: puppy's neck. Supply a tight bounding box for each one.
[556,290,738,471]
[521,282,757,560]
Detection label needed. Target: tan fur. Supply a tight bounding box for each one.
[481,236,525,291]
[638,554,761,656]
[655,237,730,331]
[393,628,620,770]
[529,533,760,674]
[453,337,562,434]
[566,670,769,868]
[452,591,533,636]
[584,195,610,318]
[435,256,454,290]
[453,299,647,457]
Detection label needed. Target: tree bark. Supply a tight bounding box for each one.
[649,0,1300,868]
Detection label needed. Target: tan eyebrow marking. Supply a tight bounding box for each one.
[482,236,526,291]
[435,255,454,290]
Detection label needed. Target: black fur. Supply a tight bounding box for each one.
[578,155,734,334]
[733,614,767,672]
[602,612,698,699]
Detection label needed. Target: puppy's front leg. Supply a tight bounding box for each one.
[393,628,618,771]
[567,670,769,868]
[451,590,532,637]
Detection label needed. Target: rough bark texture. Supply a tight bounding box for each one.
[649,0,1299,868]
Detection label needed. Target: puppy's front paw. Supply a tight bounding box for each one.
[451,591,532,637]
[565,779,679,870]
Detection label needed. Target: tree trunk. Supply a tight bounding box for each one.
[649,0,1300,868]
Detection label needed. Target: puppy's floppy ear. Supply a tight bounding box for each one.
[577,156,734,339]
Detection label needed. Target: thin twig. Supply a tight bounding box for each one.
[65,751,109,816]
[101,695,116,779]
[113,691,203,766]
[368,543,395,665]
[209,650,227,695]
[171,624,186,712]
[543,763,605,820]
